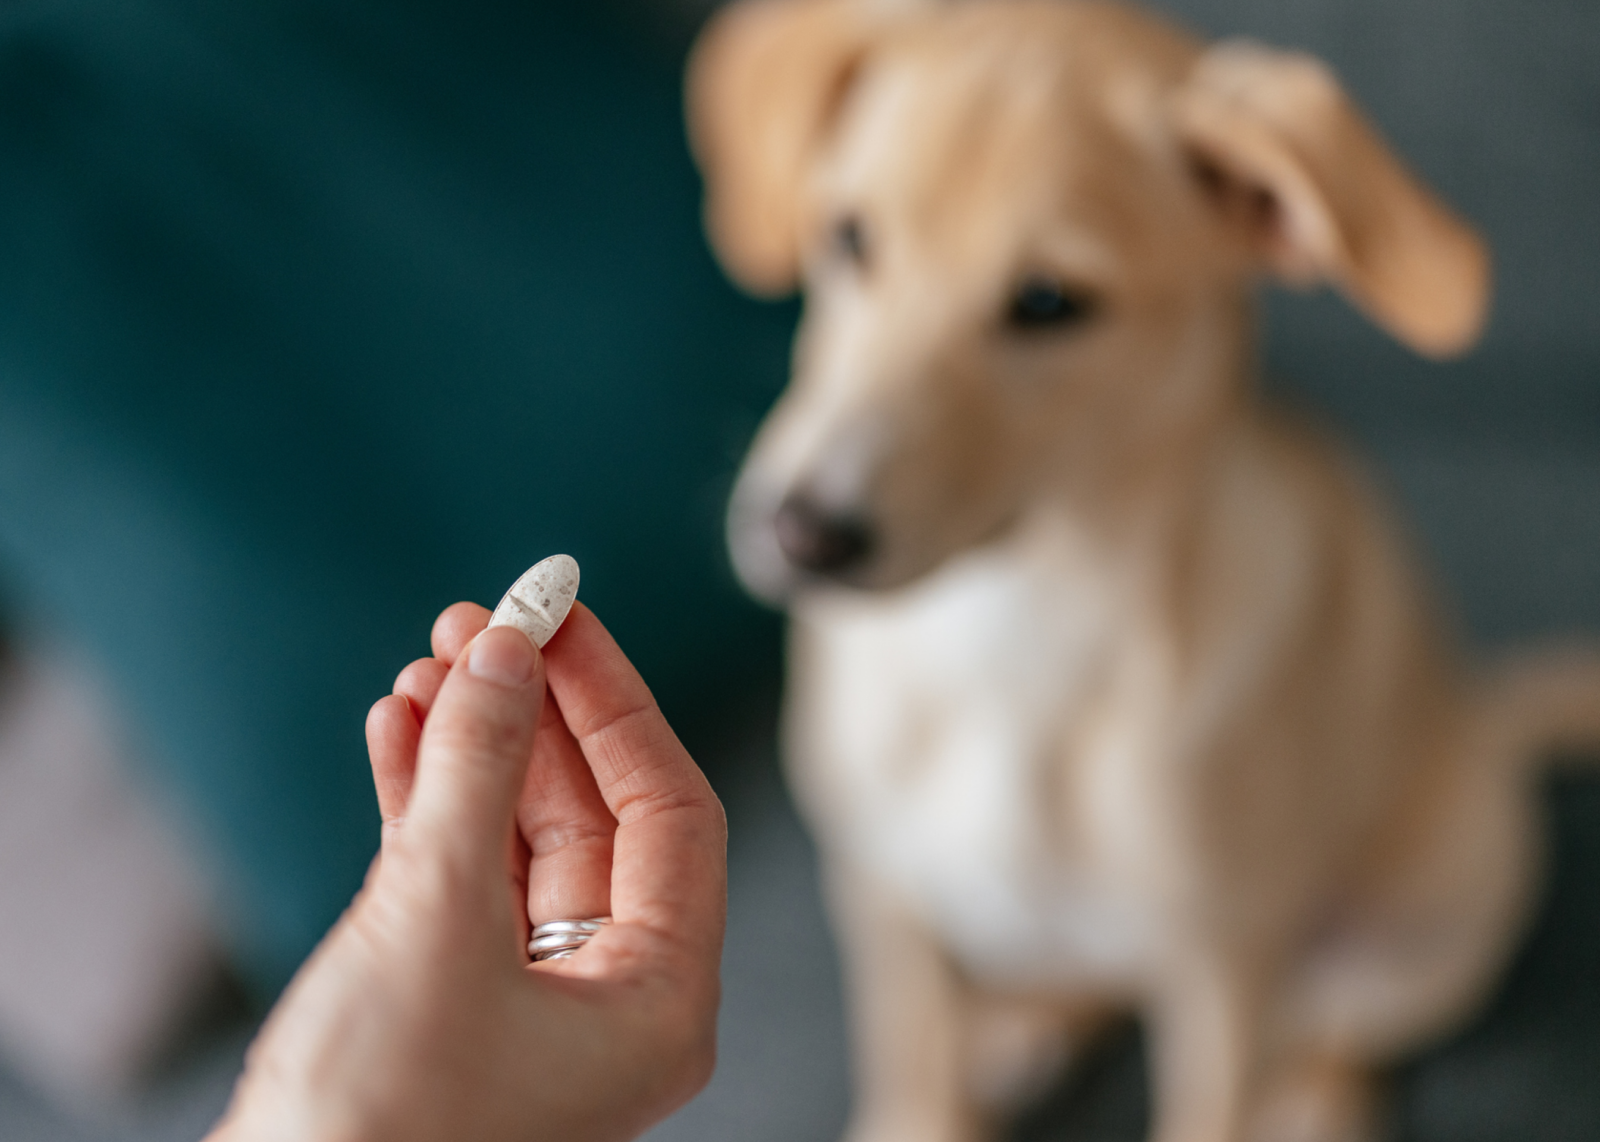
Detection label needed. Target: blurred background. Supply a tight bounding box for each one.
[0,0,1593,1139]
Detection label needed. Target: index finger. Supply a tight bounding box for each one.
[431,601,492,665]
[541,604,727,966]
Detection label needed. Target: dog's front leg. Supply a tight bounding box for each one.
[824,863,995,1142]
[1146,943,1279,1142]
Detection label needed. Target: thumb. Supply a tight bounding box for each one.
[401,625,546,886]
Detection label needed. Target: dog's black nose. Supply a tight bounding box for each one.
[774,495,874,575]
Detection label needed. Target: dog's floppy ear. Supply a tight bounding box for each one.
[1172,41,1490,358]
[687,0,890,295]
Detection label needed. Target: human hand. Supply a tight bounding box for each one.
[207,602,727,1142]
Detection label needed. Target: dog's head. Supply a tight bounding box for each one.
[690,0,1489,600]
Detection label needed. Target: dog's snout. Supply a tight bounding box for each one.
[774,495,875,576]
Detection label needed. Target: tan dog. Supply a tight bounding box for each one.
[688,3,1600,1140]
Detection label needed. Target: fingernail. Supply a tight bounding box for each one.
[468,626,538,687]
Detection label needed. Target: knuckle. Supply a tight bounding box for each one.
[670,996,720,1096]
[673,1034,717,1103]
[577,701,664,752]
[636,980,718,1107]
[426,705,525,761]
[380,842,478,924]
[527,818,614,854]
[610,767,722,827]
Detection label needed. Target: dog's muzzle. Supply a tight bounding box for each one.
[773,493,876,577]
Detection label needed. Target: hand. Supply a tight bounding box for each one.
[207,602,727,1142]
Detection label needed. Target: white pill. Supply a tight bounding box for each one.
[487,554,580,648]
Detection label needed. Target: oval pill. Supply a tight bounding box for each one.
[488,554,580,648]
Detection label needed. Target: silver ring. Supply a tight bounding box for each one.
[535,920,606,936]
[529,916,611,962]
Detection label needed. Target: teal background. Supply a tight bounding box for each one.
[0,0,792,992]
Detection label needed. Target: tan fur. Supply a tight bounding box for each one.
[688,3,1598,1140]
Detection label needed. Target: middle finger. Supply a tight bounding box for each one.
[519,690,616,941]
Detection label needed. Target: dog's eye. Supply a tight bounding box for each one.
[832,215,868,266]
[1007,277,1097,331]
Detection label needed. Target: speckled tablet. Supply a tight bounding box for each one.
[487,555,580,648]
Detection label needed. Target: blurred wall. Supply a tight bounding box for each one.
[0,0,794,992]
[1150,0,1600,645]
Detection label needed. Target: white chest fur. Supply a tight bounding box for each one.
[791,529,1167,992]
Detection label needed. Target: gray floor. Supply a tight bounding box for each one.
[0,1025,247,1142]
[6,744,1599,1142]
